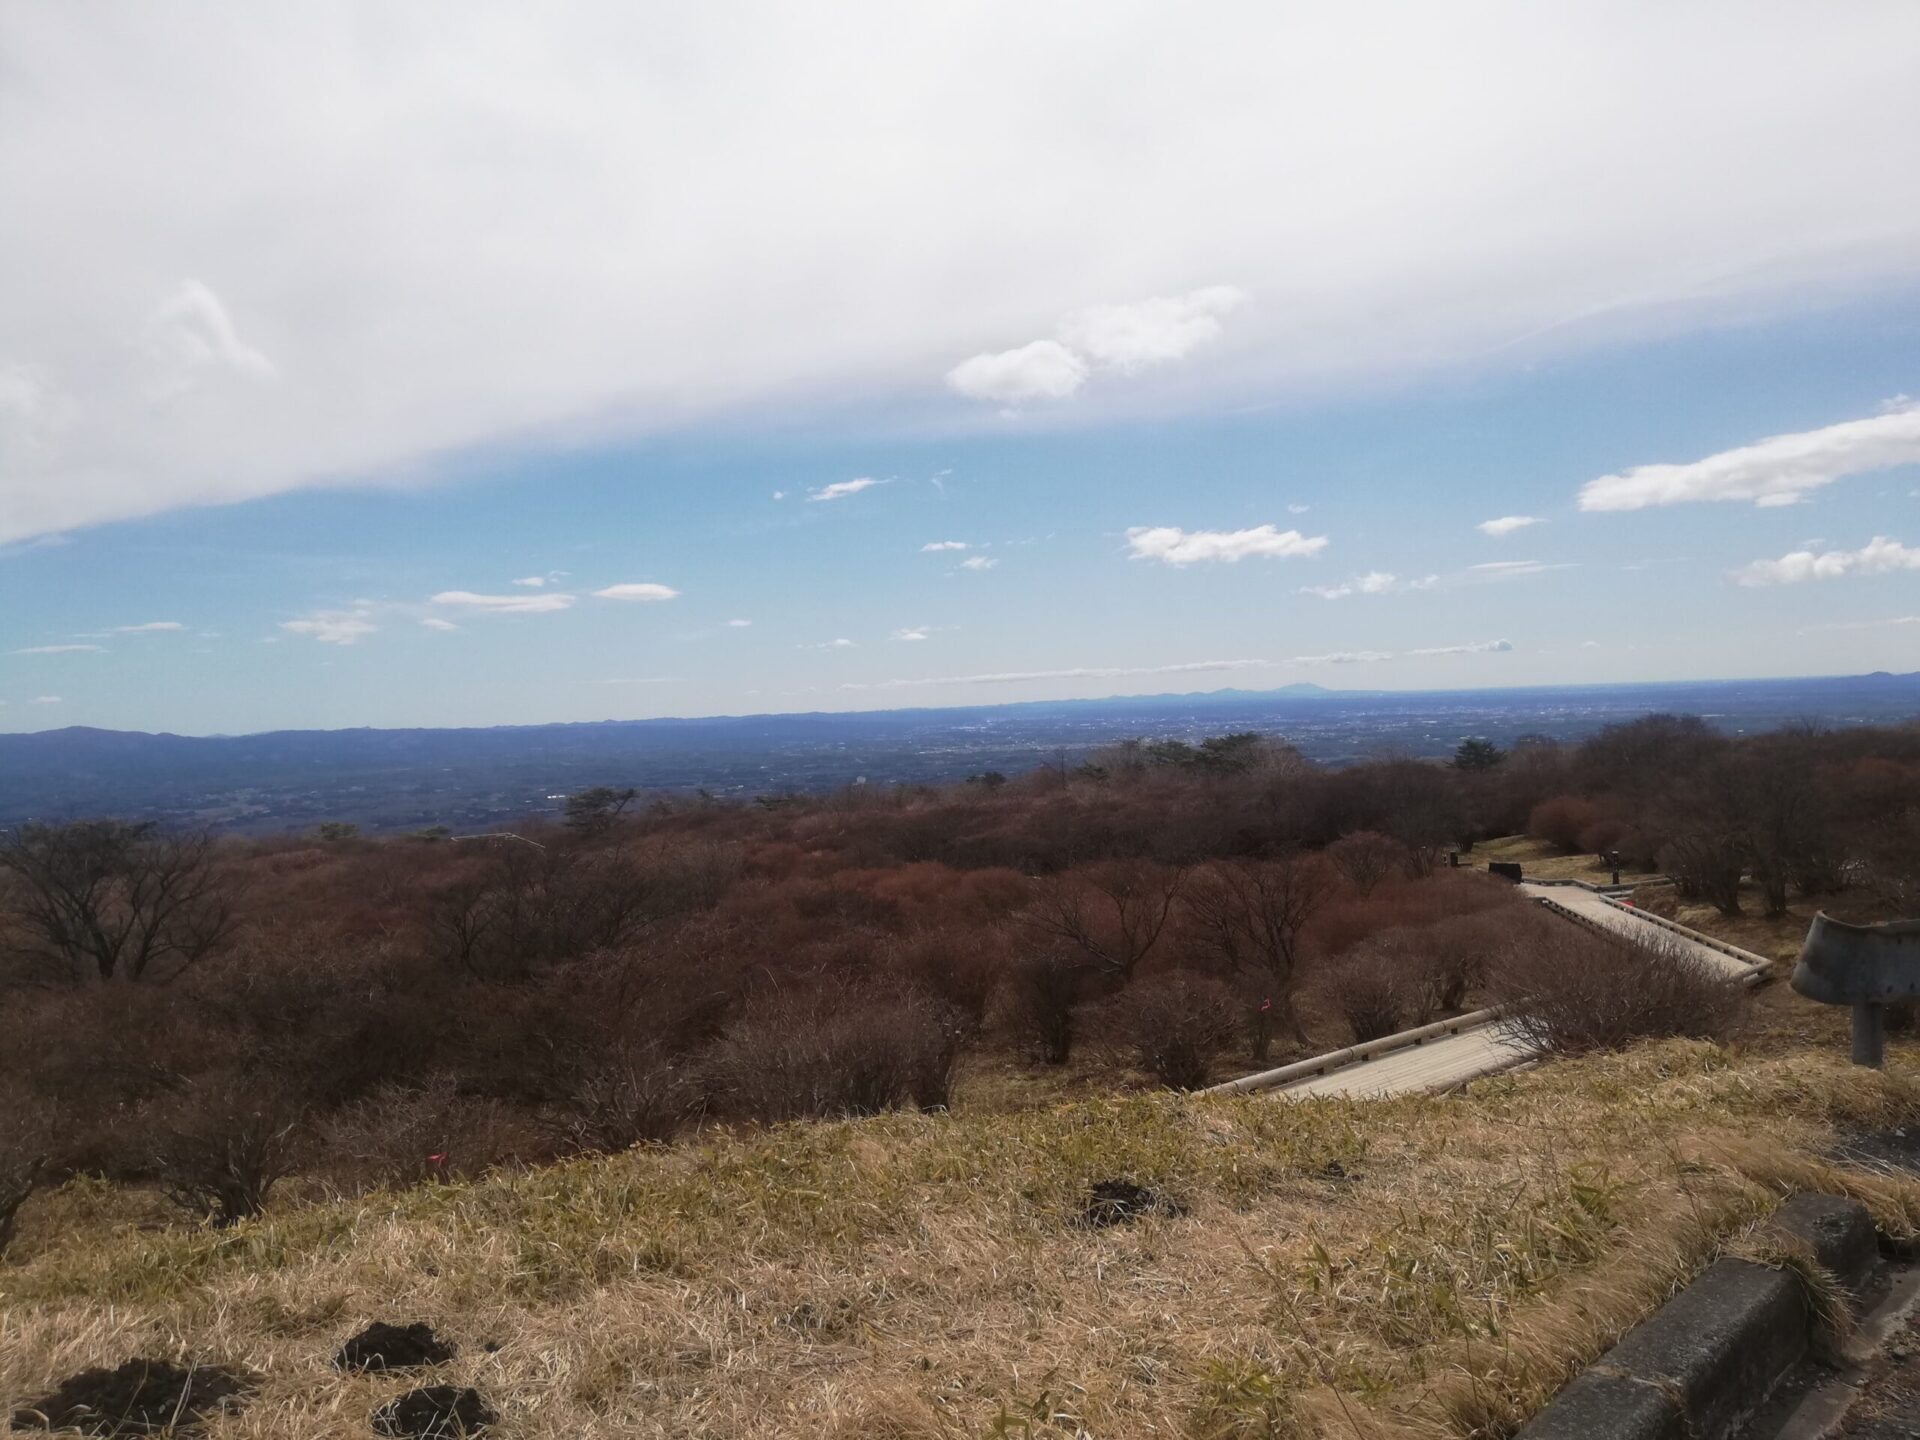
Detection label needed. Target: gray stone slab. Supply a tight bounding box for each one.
[1515,1372,1684,1440]
[1769,1192,1878,1292]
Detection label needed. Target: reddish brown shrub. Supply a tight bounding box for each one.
[706,983,967,1122]
[1490,923,1747,1054]
[148,1074,302,1225]
[1326,831,1410,896]
[1528,794,1600,853]
[991,949,1087,1064]
[1099,970,1239,1090]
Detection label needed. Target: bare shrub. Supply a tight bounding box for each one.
[150,1076,301,1225]
[0,1104,49,1256]
[1182,855,1333,1043]
[1326,832,1409,897]
[991,949,1086,1064]
[1022,859,1186,983]
[311,1077,551,1190]
[708,984,966,1123]
[1491,926,1747,1055]
[1528,795,1599,854]
[547,1045,698,1154]
[1318,943,1412,1042]
[1414,911,1501,1014]
[1099,970,1238,1090]
[0,820,239,983]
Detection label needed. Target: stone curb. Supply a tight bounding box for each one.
[1516,1194,1876,1440]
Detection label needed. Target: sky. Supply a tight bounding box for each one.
[3,2,1920,735]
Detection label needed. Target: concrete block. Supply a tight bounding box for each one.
[1515,1372,1684,1440]
[1768,1192,1878,1292]
[1602,1258,1809,1440]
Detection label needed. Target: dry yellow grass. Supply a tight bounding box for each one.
[1470,836,1662,886]
[6,1034,1920,1440]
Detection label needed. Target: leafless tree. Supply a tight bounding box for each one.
[0,821,238,983]
[1183,855,1333,1041]
[1325,831,1406,898]
[1022,859,1186,984]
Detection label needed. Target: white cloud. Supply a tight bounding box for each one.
[726,618,753,627]
[1126,524,1328,565]
[31,695,61,704]
[892,626,931,641]
[140,279,276,403]
[420,617,458,631]
[10,643,106,655]
[846,658,1272,690]
[1057,287,1247,373]
[430,590,576,613]
[510,576,548,587]
[281,608,377,645]
[771,490,786,501]
[1409,638,1515,656]
[1733,535,1920,585]
[801,637,857,650]
[945,340,1089,404]
[1478,515,1543,537]
[959,555,999,571]
[945,287,1244,406]
[1301,569,1404,600]
[593,582,681,602]
[808,477,885,502]
[1579,400,1920,511]
[921,540,970,552]
[4,8,1920,542]
[1294,651,1392,665]
[112,620,184,632]
[1287,504,1310,515]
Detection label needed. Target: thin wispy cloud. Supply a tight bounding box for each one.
[1733,535,1920,586]
[420,617,458,632]
[1300,571,1433,600]
[593,582,681,602]
[1579,399,1920,511]
[281,608,377,645]
[726,618,753,628]
[1294,651,1392,665]
[959,555,999,571]
[921,541,970,552]
[892,627,932,642]
[31,695,61,704]
[1795,614,1920,635]
[1126,524,1328,566]
[10,643,106,655]
[113,621,185,633]
[1478,515,1543,537]
[845,658,1272,690]
[510,576,549,588]
[1409,638,1514,656]
[430,590,575,614]
[808,477,885,502]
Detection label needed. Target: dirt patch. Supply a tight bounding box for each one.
[371,1386,496,1438]
[1078,1179,1185,1229]
[334,1321,457,1373]
[11,1359,252,1435]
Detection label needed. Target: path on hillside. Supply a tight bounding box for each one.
[1207,882,1771,1103]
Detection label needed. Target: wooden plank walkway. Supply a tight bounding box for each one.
[1215,881,1773,1103]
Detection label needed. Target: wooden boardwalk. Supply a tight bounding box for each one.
[1209,881,1773,1103]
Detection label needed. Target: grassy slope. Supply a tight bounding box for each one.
[7,1005,1920,1439]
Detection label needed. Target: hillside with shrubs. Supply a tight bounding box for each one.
[3,715,1920,1438]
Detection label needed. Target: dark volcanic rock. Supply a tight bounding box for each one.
[1078,1179,1186,1229]
[371,1386,496,1439]
[334,1322,456,1373]
[11,1358,252,1435]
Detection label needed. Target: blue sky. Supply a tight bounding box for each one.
[3,4,1919,734]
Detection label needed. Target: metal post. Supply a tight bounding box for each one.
[1853,1003,1886,1069]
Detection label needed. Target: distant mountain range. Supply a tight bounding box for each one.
[1,671,1915,834]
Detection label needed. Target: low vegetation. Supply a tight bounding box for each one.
[1,713,1917,1437]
